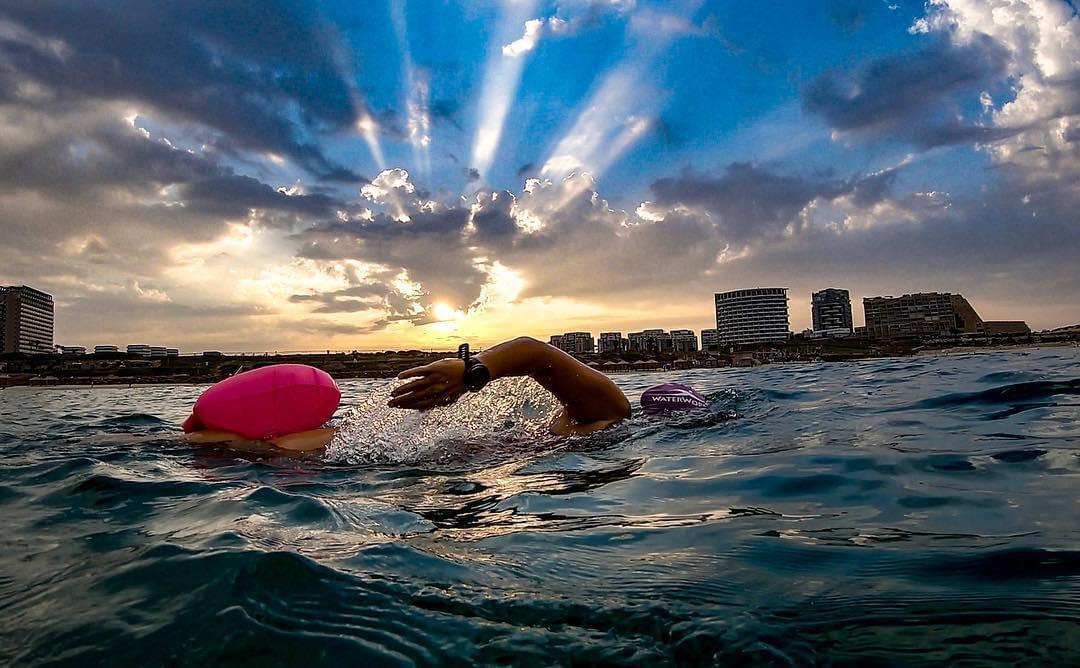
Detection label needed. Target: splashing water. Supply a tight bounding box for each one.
[325,376,562,465]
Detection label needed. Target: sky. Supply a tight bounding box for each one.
[1,0,1078,353]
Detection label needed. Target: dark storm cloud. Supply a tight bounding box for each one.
[648,163,851,241]
[910,122,1027,150]
[289,284,387,314]
[0,118,212,197]
[182,175,341,219]
[297,205,488,313]
[850,168,897,207]
[0,0,361,180]
[0,116,342,219]
[470,191,517,239]
[803,35,1009,144]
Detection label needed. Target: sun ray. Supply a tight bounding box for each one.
[540,1,704,209]
[390,2,431,180]
[355,110,386,169]
[469,1,542,183]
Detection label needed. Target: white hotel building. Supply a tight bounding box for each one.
[714,288,790,346]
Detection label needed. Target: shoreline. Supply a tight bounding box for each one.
[3,341,1076,390]
[914,341,1078,356]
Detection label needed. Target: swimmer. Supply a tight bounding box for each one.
[185,336,707,451]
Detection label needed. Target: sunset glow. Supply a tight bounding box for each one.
[0,1,1077,352]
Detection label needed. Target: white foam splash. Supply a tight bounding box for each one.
[324,377,560,465]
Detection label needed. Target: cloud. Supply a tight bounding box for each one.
[181,174,341,220]
[288,283,388,314]
[0,0,362,179]
[287,164,906,331]
[648,163,858,242]
[919,0,1080,182]
[805,0,1080,175]
[803,34,1009,143]
[503,18,546,58]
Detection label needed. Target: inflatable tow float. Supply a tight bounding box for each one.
[182,364,341,446]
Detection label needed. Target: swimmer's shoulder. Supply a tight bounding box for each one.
[549,410,625,437]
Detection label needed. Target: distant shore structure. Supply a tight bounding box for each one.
[598,332,623,353]
[862,292,1029,339]
[700,328,720,352]
[0,285,54,355]
[812,288,854,337]
[548,331,594,354]
[715,288,790,346]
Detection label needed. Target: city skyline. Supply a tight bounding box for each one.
[1,1,1078,352]
[15,281,1046,354]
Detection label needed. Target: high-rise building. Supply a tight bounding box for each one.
[714,288,789,346]
[812,288,853,335]
[863,292,984,339]
[598,332,625,354]
[1,285,55,354]
[670,329,699,353]
[627,329,673,354]
[700,328,720,351]
[549,332,594,354]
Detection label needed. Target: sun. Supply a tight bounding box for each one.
[432,302,463,322]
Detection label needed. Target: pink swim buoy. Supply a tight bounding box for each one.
[181,364,341,440]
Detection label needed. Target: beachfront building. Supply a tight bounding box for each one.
[0,285,55,354]
[670,329,699,353]
[127,344,152,356]
[549,332,595,354]
[700,328,720,352]
[57,346,87,355]
[627,329,673,354]
[811,288,853,336]
[714,288,790,346]
[863,292,984,339]
[94,345,120,354]
[983,321,1030,336]
[598,332,626,354]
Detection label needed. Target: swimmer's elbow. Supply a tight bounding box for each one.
[509,335,543,350]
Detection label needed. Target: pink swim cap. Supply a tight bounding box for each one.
[640,382,709,413]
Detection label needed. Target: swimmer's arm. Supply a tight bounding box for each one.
[184,429,251,446]
[480,337,630,435]
[267,428,336,451]
[390,336,630,434]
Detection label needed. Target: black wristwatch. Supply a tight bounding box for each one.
[457,343,490,392]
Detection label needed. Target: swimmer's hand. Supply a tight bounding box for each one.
[389,358,467,411]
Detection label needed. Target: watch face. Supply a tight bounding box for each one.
[465,363,490,391]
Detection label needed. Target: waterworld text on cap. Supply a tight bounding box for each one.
[640,382,709,413]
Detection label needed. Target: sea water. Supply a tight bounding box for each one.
[1,347,1079,665]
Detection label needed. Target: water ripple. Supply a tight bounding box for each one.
[2,347,1079,665]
